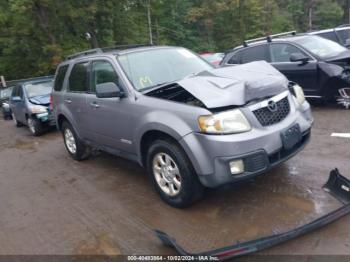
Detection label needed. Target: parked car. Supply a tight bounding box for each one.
[308,25,350,48]
[221,31,350,103]
[0,86,14,120]
[52,45,313,208]
[10,77,55,136]
[200,52,225,65]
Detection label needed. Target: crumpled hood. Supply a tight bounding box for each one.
[177,61,289,108]
[29,94,50,106]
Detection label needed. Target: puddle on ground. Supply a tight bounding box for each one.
[0,139,38,151]
[74,234,121,255]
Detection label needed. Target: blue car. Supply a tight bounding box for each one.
[0,86,14,120]
[10,77,55,136]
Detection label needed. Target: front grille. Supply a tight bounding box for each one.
[253,97,290,126]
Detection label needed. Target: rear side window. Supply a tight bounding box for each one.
[54,65,69,91]
[90,61,119,93]
[68,62,89,92]
[240,45,269,63]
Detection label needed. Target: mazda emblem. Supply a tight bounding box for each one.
[267,100,278,112]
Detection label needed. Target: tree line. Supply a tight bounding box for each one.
[0,0,349,80]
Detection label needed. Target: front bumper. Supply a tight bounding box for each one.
[180,96,313,188]
[199,128,311,187]
[156,169,350,261]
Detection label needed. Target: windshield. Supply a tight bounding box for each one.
[24,80,53,98]
[294,35,347,59]
[0,87,13,99]
[117,47,213,91]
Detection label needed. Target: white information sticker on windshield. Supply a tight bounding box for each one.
[177,49,196,59]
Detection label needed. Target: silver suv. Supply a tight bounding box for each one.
[52,45,313,208]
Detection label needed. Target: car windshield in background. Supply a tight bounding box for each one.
[295,35,347,59]
[201,53,224,63]
[336,28,350,44]
[24,81,53,98]
[117,47,213,91]
[0,87,13,99]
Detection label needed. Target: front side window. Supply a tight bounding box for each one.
[270,43,308,63]
[294,35,347,59]
[54,65,69,91]
[69,62,89,92]
[24,80,53,98]
[241,45,270,63]
[91,61,119,93]
[117,47,213,91]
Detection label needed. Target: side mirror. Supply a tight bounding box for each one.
[96,82,124,98]
[290,53,310,64]
[11,96,22,102]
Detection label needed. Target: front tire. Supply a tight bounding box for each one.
[146,139,204,208]
[61,121,90,161]
[27,117,44,136]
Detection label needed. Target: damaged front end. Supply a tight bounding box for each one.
[155,169,350,261]
[145,61,289,110]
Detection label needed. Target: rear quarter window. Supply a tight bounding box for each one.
[54,65,69,91]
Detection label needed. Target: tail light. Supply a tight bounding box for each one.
[50,95,54,110]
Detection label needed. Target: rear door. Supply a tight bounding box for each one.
[64,61,90,139]
[269,43,318,96]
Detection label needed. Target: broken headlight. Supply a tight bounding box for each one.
[29,105,47,114]
[198,109,251,134]
[292,84,306,105]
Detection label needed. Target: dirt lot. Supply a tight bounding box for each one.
[0,105,349,256]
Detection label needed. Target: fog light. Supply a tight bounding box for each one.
[229,160,244,175]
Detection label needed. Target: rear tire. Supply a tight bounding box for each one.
[146,139,204,208]
[27,117,44,136]
[61,121,90,161]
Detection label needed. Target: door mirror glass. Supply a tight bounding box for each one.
[96,82,124,98]
[11,96,22,102]
[290,53,310,63]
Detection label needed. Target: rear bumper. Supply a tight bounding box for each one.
[156,169,350,261]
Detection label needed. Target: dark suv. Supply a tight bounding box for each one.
[221,32,350,103]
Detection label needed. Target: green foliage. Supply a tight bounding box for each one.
[0,0,348,80]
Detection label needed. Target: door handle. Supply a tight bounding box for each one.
[64,99,72,104]
[90,102,100,108]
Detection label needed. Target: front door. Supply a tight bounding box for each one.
[270,43,318,96]
[85,59,134,153]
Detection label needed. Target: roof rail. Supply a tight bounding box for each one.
[101,44,155,52]
[67,48,103,60]
[243,31,296,47]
